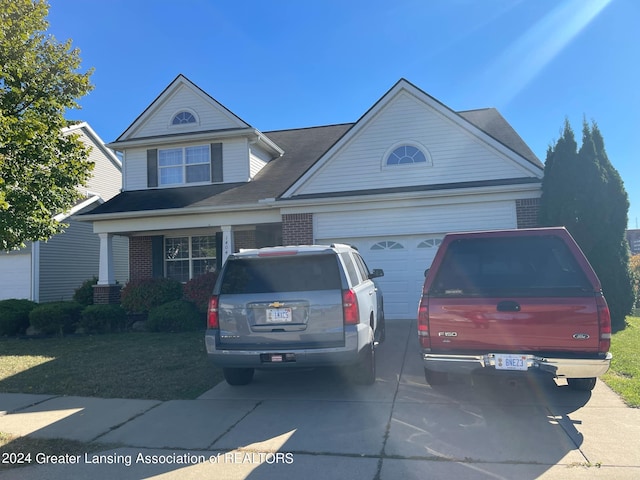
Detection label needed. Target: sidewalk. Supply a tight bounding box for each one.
[1,319,640,479]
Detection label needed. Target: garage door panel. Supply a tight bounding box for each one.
[0,254,32,300]
[320,236,434,320]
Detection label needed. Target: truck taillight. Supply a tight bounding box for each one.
[417,295,430,348]
[343,289,359,325]
[207,296,219,329]
[596,292,611,352]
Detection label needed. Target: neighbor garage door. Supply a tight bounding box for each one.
[0,253,32,300]
[318,235,442,319]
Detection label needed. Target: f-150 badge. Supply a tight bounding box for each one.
[438,332,458,337]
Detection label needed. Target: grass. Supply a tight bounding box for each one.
[602,316,640,407]
[0,318,638,471]
[0,331,223,401]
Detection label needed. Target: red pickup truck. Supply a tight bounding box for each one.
[417,227,612,391]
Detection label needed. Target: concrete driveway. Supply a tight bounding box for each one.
[1,319,639,479]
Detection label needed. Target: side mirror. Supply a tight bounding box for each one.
[424,268,430,278]
[370,268,384,279]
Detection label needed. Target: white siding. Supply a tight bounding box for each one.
[123,148,148,191]
[132,85,245,139]
[77,129,122,200]
[224,138,250,182]
[296,92,531,196]
[314,200,516,240]
[124,138,249,191]
[39,221,128,302]
[249,144,271,179]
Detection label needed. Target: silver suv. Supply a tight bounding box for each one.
[205,244,384,385]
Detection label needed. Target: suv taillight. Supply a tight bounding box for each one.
[207,296,219,329]
[342,289,359,325]
[596,292,611,352]
[417,295,430,348]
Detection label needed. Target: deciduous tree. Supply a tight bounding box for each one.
[0,0,94,250]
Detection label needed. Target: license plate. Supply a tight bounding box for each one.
[266,308,292,323]
[494,354,528,371]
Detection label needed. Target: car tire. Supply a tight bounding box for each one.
[375,315,386,344]
[567,377,597,391]
[223,367,255,386]
[352,342,376,385]
[424,368,448,386]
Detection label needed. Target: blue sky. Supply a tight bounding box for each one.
[46,0,639,228]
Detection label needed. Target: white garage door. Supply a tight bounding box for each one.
[319,236,442,319]
[0,254,32,300]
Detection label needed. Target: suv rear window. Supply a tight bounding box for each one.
[220,254,341,294]
[430,235,593,297]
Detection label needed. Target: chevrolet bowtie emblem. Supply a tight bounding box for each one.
[269,302,285,308]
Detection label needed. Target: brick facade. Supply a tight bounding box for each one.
[130,236,154,281]
[282,213,314,245]
[93,284,122,304]
[516,198,541,229]
[234,230,257,251]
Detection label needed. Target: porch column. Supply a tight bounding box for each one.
[221,226,234,265]
[98,233,116,285]
[94,233,121,304]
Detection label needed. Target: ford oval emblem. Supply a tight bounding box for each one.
[573,333,590,340]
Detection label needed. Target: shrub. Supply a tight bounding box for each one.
[0,299,37,336]
[73,276,98,306]
[120,278,183,314]
[146,299,203,332]
[29,301,83,336]
[183,271,218,313]
[79,304,127,334]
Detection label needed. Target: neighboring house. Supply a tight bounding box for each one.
[628,229,640,255]
[82,75,543,319]
[0,123,129,302]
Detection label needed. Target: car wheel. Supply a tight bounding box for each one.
[424,368,448,386]
[223,367,255,386]
[567,377,597,391]
[352,342,376,385]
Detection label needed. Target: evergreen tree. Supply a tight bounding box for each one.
[539,119,633,332]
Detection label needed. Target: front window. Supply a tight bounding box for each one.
[159,145,210,186]
[165,235,216,282]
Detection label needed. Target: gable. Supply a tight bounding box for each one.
[63,123,122,201]
[284,80,542,198]
[116,75,250,142]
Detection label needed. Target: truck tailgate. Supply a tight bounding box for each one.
[427,296,601,353]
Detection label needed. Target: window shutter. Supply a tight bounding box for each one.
[151,236,164,278]
[147,149,158,188]
[211,143,223,183]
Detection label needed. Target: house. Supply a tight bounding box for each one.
[0,123,129,302]
[627,229,640,255]
[82,75,543,319]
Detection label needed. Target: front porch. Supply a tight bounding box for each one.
[92,215,313,304]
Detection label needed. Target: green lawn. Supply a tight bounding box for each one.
[0,319,637,406]
[0,331,222,401]
[602,316,640,407]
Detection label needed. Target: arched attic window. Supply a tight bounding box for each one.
[383,142,432,168]
[172,111,197,125]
